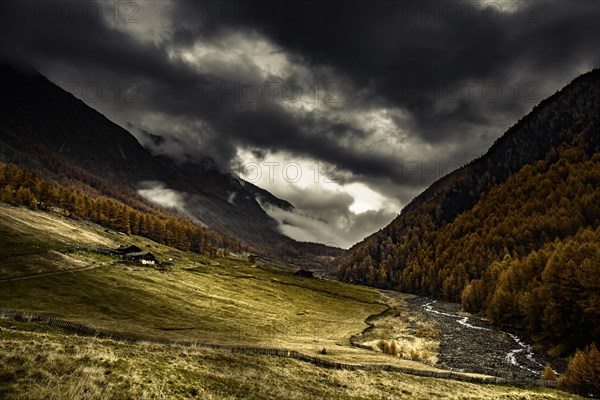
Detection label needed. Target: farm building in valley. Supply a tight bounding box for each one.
[293,269,314,278]
[110,245,157,265]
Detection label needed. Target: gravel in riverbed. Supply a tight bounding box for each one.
[404,296,567,380]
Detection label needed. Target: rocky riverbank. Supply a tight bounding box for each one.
[404,296,567,380]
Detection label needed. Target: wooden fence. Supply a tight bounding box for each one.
[0,309,557,388]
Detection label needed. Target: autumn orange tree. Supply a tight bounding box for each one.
[0,161,242,256]
[337,135,600,356]
[558,344,600,397]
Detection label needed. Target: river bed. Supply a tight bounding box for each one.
[404,296,566,380]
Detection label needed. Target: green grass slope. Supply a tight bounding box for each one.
[0,204,581,398]
[0,204,425,367]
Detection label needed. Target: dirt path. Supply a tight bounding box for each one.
[0,263,104,283]
[403,295,566,380]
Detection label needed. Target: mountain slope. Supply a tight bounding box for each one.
[150,155,287,243]
[0,65,169,185]
[335,69,600,355]
[0,160,242,257]
[0,64,333,259]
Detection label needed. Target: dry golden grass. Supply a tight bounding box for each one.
[0,205,585,399]
[355,291,441,365]
[0,205,447,373]
[0,204,117,279]
[0,320,583,400]
[0,204,115,250]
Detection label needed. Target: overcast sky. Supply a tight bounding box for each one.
[1,0,598,248]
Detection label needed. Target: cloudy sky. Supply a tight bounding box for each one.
[1,0,598,248]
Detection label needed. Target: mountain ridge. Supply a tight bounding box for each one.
[0,63,342,263]
[335,68,600,355]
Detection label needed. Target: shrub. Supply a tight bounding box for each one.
[557,344,600,397]
[415,325,441,340]
[541,364,557,381]
[382,340,398,356]
[410,349,419,360]
[389,340,398,356]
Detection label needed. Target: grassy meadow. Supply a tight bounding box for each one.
[0,320,582,400]
[0,204,582,399]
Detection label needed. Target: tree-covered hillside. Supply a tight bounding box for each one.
[336,69,600,356]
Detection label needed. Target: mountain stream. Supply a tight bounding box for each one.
[405,297,564,379]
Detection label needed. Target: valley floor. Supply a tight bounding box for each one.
[0,319,581,400]
[0,204,583,399]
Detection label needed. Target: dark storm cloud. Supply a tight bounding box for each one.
[172,0,599,139]
[0,1,205,87]
[1,0,598,196]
